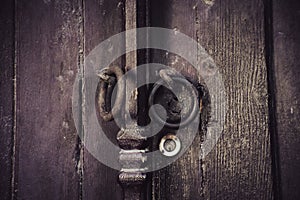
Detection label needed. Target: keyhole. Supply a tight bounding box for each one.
[159,134,181,157]
[164,139,177,152]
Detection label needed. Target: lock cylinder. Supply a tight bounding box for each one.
[159,134,181,157]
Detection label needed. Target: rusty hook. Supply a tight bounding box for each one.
[97,66,124,121]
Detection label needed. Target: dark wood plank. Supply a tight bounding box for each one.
[82,0,124,199]
[0,0,15,199]
[272,0,300,199]
[199,1,273,199]
[151,0,273,199]
[150,2,203,199]
[15,0,82,199]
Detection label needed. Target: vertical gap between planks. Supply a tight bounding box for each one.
[263,0,282,199]
[12,0,17,199]
[145,1,151,198]
[76,0,85,199]
[194,3,205,198]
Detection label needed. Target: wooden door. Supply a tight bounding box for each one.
[0,0,300,199]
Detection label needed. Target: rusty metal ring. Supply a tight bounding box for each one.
[148,77,199,128]
[97,66,124,121]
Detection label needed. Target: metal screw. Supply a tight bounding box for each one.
[159,134,181,157]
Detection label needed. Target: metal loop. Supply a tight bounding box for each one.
[97,66,124,121]
[148,70,199,128]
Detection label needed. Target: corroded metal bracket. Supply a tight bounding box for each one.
[97,68,147,199]
[118,148,147,200]
[117,123,147,199]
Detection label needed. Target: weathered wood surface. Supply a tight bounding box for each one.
[1,0,300,199]
[272,0,300,199]
[151,0,274,199]
[82,0,123,199]
[15,0,82,199]
[0,1,14,199]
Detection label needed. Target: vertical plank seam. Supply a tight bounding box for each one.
[76,0,85,199]
[11,0,17,199]
[194,3,205,199]
[263,0,282,199]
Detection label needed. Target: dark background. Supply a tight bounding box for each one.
[0,0,299,199]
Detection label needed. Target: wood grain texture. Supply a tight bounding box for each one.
[150,1,206,199]
[82,0,124,199]
[151,0,274,199]
[272,0,300,199]
[4,0,299,199]
[199,1,273,199]
[15,0,82,199]
[0,0,14,199]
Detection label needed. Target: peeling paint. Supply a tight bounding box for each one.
[117,2,123,8]
[62,121,70,129]
[202,0,215,6]
[55,69,74,95]
[56,75,64,82]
